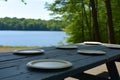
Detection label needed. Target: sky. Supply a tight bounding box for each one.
[0,0,55,20]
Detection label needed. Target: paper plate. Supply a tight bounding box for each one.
[27,59,72,69]
[56,45,78,49]
[83,41,102,45]
[78,49,106,55]
[13,49,44,55]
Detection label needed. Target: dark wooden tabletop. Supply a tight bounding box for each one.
[0,44,120,80]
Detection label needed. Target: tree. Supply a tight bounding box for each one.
[0,17,65,31]
[111,0,120,43]
[47,0,102,43]
[47,0,120,44]
[105,0,115,43]
[90,0,101,42]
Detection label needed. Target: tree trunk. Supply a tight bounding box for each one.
[104,0,115,43]
[90,0,101,42]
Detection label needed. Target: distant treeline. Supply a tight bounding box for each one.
[0,17,65,31]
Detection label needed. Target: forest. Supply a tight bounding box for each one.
[46,0,120,44]
[0,17,65,31]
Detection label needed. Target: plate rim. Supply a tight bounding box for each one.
[26,59,72,69]
[77,49,106,55]
[83,41,102,45]
[56,45,78,49]
[104,44,120,49]
[13,49,44,54]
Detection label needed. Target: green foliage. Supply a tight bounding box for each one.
[0,17,65,31]
[46,0,120,44]
[111,0,120,43]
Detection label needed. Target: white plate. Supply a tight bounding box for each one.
[78,50,106,55]
[13,49,44,54]
[27,59,72,69]
[83,41,102,45]
[56,45,78,49]
[104,44,120,49]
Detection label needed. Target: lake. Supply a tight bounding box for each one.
[0,31,67,46]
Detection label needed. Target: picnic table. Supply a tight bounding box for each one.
[0,44,120,80]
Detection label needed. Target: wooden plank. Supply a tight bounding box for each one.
[77,45,120,61]
[0,45,91,69]
[104,49,120,61]
[0,54,88,69]
[0,55,106,80]
[1,45,120,80]
[36,56,106,80]
[0,54,27,62]
[0,55,45,69]
[0,54,90,79]
[0,45,109,63]
[0,52,13,56]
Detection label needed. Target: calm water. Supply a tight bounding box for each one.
[0,31,67,46]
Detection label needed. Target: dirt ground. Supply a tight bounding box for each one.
[0,48,120,80]
[0,47,35,52]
